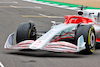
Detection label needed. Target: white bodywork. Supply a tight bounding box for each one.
[79,9,100,23]
[4,23,86,53]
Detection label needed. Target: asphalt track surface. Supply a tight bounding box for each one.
[0,0,100,67]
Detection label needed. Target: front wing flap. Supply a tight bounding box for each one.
[4,33,34,49]
[4,33,86,53]
[43,35,86,53]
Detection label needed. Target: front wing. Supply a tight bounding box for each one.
[4,33,86,53]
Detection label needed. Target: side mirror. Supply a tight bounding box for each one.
[97,12,100,23]
[98,12,100,17]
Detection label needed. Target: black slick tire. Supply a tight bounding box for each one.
[75,25,96,54]
[16,22,37,43]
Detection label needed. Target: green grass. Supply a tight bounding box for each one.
[32,0,100,9]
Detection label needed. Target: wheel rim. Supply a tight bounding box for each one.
[31,27,36,36]
[90,32,95,48]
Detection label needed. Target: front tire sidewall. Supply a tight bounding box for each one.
[87,27,95,53]
[16,22,37,43]
[75,25,96,54]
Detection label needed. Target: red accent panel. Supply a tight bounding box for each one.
[64,15,93,24]
[96,38,100,42]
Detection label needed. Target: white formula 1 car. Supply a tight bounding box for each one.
[4,6,100,54]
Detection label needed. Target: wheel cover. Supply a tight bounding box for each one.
[90,32,95,47]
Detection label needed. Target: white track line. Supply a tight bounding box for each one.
[23,0,79,11]
[10,5,41,9]
[39,13,48,17]
[48,16,64,18]
[0,62,4,67]
[0,1,18,3]
[39,13,63,18]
